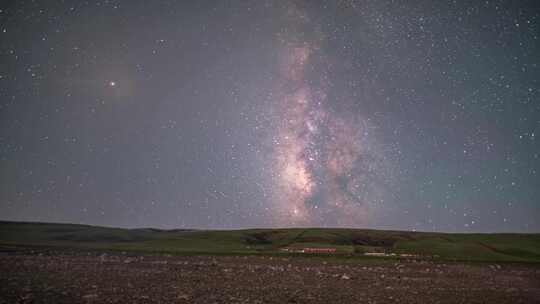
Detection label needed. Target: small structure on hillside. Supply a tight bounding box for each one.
[302,247,337,254]
[280,247,337,254]
[364,252,394,257]
[364,252,421,258]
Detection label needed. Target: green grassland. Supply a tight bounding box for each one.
[1,221,539,263]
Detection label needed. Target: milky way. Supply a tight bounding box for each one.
[270,4,394,227]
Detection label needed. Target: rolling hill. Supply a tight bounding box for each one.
[1,221,539,262]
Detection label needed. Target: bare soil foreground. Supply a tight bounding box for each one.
[1,251,539,304]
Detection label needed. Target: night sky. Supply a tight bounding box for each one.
[1,1,539,232]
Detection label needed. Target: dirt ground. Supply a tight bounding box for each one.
[1,250,539,304]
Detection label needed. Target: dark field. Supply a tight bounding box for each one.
[1,250,539,304]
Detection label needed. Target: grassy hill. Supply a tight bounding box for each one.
[1,221,539,263]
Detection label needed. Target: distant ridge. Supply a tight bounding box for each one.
[1,220,539,263]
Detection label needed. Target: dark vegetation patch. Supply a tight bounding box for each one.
[244,232,273,245]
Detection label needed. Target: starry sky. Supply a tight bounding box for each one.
[1,1,539,232]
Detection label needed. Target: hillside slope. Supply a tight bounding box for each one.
[1,221,539,262]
